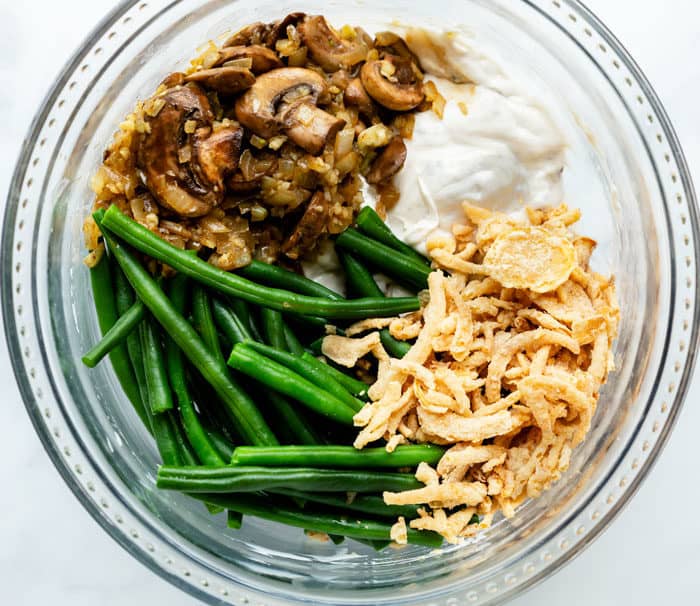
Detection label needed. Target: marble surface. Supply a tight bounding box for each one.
[1,1,699,603]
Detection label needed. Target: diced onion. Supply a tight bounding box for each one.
[334,128,355,159]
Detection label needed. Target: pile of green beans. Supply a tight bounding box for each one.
[241,341,365,412]
[101,205,419,320]
[81,203,446,550]
[228,344,357,425]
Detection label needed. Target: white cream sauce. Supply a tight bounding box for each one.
[381,27,567,253]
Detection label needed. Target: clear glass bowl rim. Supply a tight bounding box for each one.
[3,0,699,604]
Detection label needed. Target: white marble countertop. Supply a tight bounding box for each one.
[1,1,699,603]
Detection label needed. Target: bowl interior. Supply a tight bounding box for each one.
[15,0,681,603]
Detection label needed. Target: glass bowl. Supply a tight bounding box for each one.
[3,0,698,604]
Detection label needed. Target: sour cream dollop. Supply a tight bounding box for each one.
[378,28,567,253]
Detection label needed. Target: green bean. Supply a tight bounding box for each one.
[212,302,322,445]
[228,344,357,424]
[168,276,225,466]
[114,263,136,316]
[169,354,223,466]
[335,227,431,291]
[380,330,412,359]
[198,494,442,548]
[88,253,143,415]
[102,205,419,319]
[81,299,144,368]
[170,414,198,466]
[157,465,423,493]
[328,534,345,545]
[230,299,262,341]
[203,426,235,461]
[339,251,412,359]
[260,308,287,350]
[227,510,243,529]
[242,341,364,412]
[300,352,368,398]
[96,216,278,446]
[206,504,226,515]
[282,322,305,356]
[339,250,383,299]
[308,337,324,355]
[188,370,242,444]
[212,298,251,345]
[140,315,174,414]
[191,284,226,366]
[231,445,446,468]
[273,489,419,520]
[265,390,324,446]
[356,206,431,267]
[237,260,344,300]
[113,265,151,429]
[138,323,181,465]
[114,263,181,466]
[286,313,334,329]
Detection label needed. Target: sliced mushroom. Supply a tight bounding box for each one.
[227,174,260,193]
[299,15,369,72]
[228,175,262,193]
[282,190,329,259]
[224,13,306,48]
[344,77,375,119]
[235,67,344,155]
[138,85,243,217]
[192,125,243,193]
[184,67,255,95]
[374,31,421,65]
[160,71,186,88]
[222,21,269,48]
[214,45,283,74]
[235,68,325,137]
[366,136,407,184]
[283,102,345,155]
[360,55,424,111]
[265,12,306,47]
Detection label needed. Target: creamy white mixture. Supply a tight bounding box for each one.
[305,26,568,291]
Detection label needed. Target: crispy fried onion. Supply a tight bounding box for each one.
[322,203,619,543]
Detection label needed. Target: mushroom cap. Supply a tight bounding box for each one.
[374,31,421,65]
[366,136,407,184]
[192,125,244,191]
[184,66,256,95]
[137,85,242,217]
[299,15,368,72]
[266,12,306,47]
[360,56,424,112]
[160,71,186,89]
[223,12,306,49]
[223,22,268,47]
[283,102,346,155]
[343,77,375,119]
[283,190,329,259]
[214,45,283,74]
[234,67,329,139]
